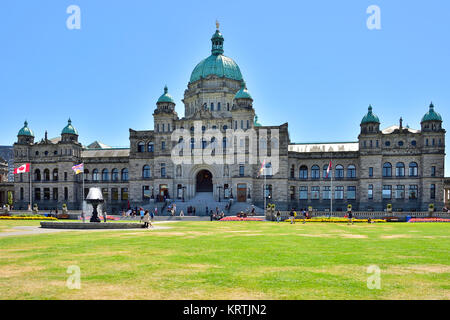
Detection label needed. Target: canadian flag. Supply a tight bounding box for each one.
[325,160,332,178]
[14,163,30,174]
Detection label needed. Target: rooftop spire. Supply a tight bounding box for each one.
[211,23,224,55]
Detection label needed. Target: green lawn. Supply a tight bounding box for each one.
[0,220,449,300]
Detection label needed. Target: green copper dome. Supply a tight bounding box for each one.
[157,86,175,103]
[62,118,78,135]
[361,105,380,124]
[18,121,34,137]
[421,102,442,123]
[234,81,252,100]
[189,28,243,83]
[254,115,262,127]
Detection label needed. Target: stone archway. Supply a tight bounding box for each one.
[196,170,213,192]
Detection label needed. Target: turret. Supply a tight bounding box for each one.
[17,121,34,144]
[61,118,79,142]
[360,105,380,134]
[421,102,443,132]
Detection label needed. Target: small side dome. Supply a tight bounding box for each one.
[157,85,175,104]
[361,105,380,124]
[421,102,442,123]
[62,118,78,135]
[234,81,252,100]
[254,115,262,127]
[18,121,34,137]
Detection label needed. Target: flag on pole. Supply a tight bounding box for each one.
[325,160,332,178]
[71,163,84,175]
[258,159,266,177]
[14,163,30,174]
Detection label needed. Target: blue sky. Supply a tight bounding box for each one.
[0,0,449,175]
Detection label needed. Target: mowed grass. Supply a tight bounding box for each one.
[0,220,449,300]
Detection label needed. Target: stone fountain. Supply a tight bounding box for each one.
[86,187,104,223]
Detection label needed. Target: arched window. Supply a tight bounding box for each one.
[52,168,58,181]
[92,169,99,181]
[111,168,119,181]
[383,162,392,177]
[43,169,50,181]
[102,169,109,181]
[147,142,154,152]
[190,138,195,149]
[137,141,145,152]
[396,162,405,177]
[409,162,418,177]
[121,168,128,181]
[335,165,344,178]
[143,165,151,179]
[311,165,320,179]
[299,165,308,179]
[34,169,41,181]
[347,165,356,178]
[210,102,214,111]
[271,138,278,149]
[259,138,267,149]
[217,102,221,111]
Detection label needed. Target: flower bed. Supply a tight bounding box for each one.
[220,217,263,221]
[0,216,58,221]
[284,218,386,223]
[78,215,120,221]
[408,218,450,223]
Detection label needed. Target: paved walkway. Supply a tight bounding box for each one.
[0,222,173,237]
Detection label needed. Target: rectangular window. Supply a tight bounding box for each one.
[323,186,331,200]
[368,185,373,200]
[43,188,50,200]
[53,188,58,201]
[168,123,171,132]
[20,188,24,200]
[299,186,308,200]
[430,184,436,199]
[431,166,436,177]
[335,186,344,200]
[35,188,41,201]
[369,167,373,177]
[111,188,119,201]
[102,188,109,201]
[395,185,405,199]
[264,184,272,198]
[64,172,68,181]
[121,188,128,201]
[64,187,68,200]
[142,186,151,200]
[382,185,392,200]
[347,186,356,200]
[239,164,244,177]
[289,186,296,200]
[161,141,166,150]
[161,163,166,178]
[156,124,159,132]
[311,186,320,200]
[162,123,165,132]
[409,185,418,199]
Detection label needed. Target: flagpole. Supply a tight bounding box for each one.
[330,156,333,218]
[29,163,32,211]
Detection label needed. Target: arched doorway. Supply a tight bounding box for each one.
[196,170,213,192]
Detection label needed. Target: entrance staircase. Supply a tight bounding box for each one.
[144,192,264,216]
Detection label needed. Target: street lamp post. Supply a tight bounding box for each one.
[217,185,222,202]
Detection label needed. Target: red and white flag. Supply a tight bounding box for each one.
[325,160,332,178]
[14,163,30,174]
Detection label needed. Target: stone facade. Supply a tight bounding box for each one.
[12,27,446,213]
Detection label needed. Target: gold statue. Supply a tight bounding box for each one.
[216,20,220,30]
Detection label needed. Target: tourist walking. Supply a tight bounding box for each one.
[289,209,295,224]
[276,210,281,223]
[143,210,151,228]
[150,209,155,223]
[102,209,107,222]
[140,207,145,221]
[347,211,354,225]
[302,209,307,224]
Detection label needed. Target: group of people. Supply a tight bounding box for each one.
[210,207,225,221]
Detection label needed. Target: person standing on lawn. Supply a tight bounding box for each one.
[347,211,354,225]
[302,209,307,224]
[102,208,107,222]
[276,210,281,223]
[143,210,151,228]
[289,209,295,224]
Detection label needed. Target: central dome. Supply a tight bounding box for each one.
[190,55,243,83]
[189,27,243,83]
